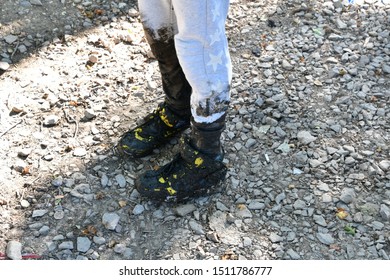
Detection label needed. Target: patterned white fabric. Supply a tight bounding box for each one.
[138,0,232,123]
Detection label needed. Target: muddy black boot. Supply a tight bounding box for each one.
[135,118,227,202]
[116,103,190,158]
[117,27,192,157]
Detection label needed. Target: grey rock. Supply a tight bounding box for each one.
[43,115,60,126]
[245,138,257,149]
[242,237,252,247]
[173,203,197,217]
[286,248,301,260]
[189,220,205,235]
[275,192,286,204]
[30,0,43,5]
[38,225,50,235]
[102,212,120,230]
[77,237,92,253]
[297,131,316,145]
[32,209,48,218]
[132,204,145,215]
[316,233,334,245]
[313,215,327,227]
[0,61,10,71]
[216,201,229,212]
[73,147,87,157]
[6,241,22,260]
[340,188,356,204]
[93,236,106,245]
[378,160,390,171]
[4,35,18,44]
[371,221,384,230]
[84,109,96,120]
[269,232,283,243]
[282,59,294,70]
[115,174,127,188]
[248,201,265,210]
[380,204,390,221]
[293,199,306,210]
[101,173,109,187]
[58,241,74,250]
[114,244,126,254]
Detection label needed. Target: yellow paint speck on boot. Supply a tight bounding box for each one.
[160,108,174,127]
[166,187,177,195]
[159,177,166,184]
[195,157,204,167]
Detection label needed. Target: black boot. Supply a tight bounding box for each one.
[116,103,190,158]
[135,117,227,202]
[117,27,192,157]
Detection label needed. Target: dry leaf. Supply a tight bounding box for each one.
[336,208,348,219]
[237,204,246,210]
[118,200,127,208]
[95,192,105,200]
[21,166,31,175]
[81,225,97,236]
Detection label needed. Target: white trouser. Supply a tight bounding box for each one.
[138,0,232,124]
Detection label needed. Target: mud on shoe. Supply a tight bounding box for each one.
[135,136,227,202]
[116,103,190,158]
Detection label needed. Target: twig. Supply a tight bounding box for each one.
[11,41,20,59]
[0,119,22,138]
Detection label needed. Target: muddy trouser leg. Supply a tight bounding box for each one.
[171,0,232,156]
[138,0,192,118]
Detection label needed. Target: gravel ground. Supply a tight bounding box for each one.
[0,0,390,260]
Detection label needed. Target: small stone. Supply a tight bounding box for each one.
[114,244,126,254]
[102,212,120,230]
[39,225,50,235]
[189,220,205,235]
[93,236,106,245]
[248,201,265,210]
[54,210,65,220]
[174,204,197,217]
[132,204,145,215]
[269,232,283,243]
[216,201,229,212]
[84,108,96,120]
[282,59,294,70]
[73,147,87,157]
[43,115,60,126]
[101,174,109,187]
[51,177,63,188]
[371,221,384,230]
[378,160,390,171]
[340,188,356,204]
[58,241,74,250]
[297,131,316,145]
[245,138,257,149]
[4,35,18,44]
[77,237,92,253]
[88,55,98,64]
[20,199,30,208]
[380,204,390,221]
[293,199,306,210]
[0,61,10,71]
[316,232,334,245]
[242,237,252,247]
[286,248,301,260]
[32,209,48,218]
[313,215,327,226]
[6,241,22,260]
[115,174,127,188]
[30,0,43,5]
